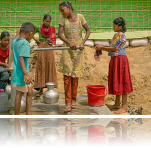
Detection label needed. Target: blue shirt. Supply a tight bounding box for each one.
[11,38,30,85]
[108,32,126,57]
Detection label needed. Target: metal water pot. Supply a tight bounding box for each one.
[43,128,59,143]
[43,82,59,104]
[8,96,26,113]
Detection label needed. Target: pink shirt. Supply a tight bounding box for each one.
[0,45,9,63]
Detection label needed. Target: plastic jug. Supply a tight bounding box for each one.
[0,92,8,112]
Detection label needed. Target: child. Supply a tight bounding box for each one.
[96,17,133,114]
[0,32,10,90]
[58,1,90,112]
[33,14,58,97]
[11,22,35,115]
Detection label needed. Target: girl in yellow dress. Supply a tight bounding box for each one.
[58,1,90,112]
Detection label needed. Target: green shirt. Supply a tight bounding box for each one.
[35,25,48,42]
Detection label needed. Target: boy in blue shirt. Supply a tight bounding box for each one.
[11,22,35,115]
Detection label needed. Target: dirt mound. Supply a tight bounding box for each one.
[29,44,151,115]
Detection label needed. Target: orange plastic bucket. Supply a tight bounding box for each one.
[86,126,108,147]
[86,85,108,106]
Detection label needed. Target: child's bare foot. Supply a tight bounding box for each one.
[109,104,120,110]
[114,118,128,127]
[26,112,32,115]
[63,120,71,125]
[71,123,78,130]
[63,106,71,113]
[114,105,128,114]
[71,103,78,109]
[109,123,120,128]
[35,89,43,97]
[63,120,72,129]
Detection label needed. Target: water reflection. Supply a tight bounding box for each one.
[0,118,149,147]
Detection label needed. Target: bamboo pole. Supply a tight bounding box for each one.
[0,10,150,13]
[7,36,16,115]
[34,46,83,51]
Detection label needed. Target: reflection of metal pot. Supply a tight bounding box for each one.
[43,82,59,104]
[8,119,26,136]
[8,96,26,113]
[43,128,59,143]
[20,119,26,136]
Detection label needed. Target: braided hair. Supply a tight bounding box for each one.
[113,17,127,33]
[59,1,74,11]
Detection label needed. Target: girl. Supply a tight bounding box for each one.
[58,1,90,112]
[0,32,10,90]
[33,14,58,97]
[96,17,133,114]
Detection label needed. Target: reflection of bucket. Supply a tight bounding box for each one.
[87,126,107,145]
[86,85,108,106]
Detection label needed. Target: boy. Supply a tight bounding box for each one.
[11,22,35,115]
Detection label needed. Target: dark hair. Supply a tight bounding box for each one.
[59,1,74,11]
[20,22,35,33]
[113,17,127,33]
[43,14,51,20]
[0,31,10,39]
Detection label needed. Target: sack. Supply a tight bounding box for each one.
[130,38,148,47]
[125,40,129,47]
[94,40,110,46]
[84,40,94,47]
[53,40,63,47]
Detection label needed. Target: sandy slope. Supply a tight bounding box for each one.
[29,44,151,115]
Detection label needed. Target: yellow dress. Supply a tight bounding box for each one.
[59,14,87,77]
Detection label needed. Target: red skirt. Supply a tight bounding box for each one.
[108,55,133,95]
[108,137,133,147]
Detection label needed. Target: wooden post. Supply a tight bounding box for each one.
[7,35,16,115]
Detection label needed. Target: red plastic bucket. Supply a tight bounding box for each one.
[86,126,108,147]
[86,85,108,106]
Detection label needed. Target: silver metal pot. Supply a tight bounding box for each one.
[5,85,11,95]
[43,128,59,143]
[43,82,59,104]
[8,96,26,113]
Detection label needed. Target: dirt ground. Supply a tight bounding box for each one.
[29,44,151,115]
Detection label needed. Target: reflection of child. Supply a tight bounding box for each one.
[96,17,133,114]
[0,32,10,90]
[15,118,33,144]
[108,119,133,147]
[64,120,77,146]
[11,22,35,115]
[58,1,90,112]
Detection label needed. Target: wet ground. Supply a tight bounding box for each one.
[0,94,129,115]
[0,118,149,148]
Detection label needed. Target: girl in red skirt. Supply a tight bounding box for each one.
[96,17,133,114]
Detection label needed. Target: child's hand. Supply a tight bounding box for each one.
[95,45,104,51]
[24,74,31,84]
[79,43,84,50]
[4,63,9,68]
[69,42,77,50]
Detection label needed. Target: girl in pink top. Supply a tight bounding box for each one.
[0,32,10,90]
